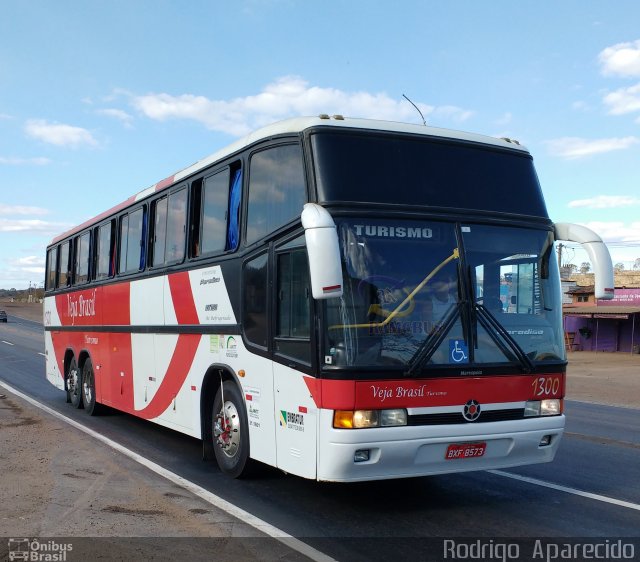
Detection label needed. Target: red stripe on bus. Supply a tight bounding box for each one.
[169,272,199,325]
[304,374,565,410]
[136,334,200,419]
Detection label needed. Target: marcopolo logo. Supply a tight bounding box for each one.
[8,538,73,561]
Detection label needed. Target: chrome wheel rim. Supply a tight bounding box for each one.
[213,401,241,458]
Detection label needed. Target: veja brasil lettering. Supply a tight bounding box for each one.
[370,384,446,403]
[67,290,97,322]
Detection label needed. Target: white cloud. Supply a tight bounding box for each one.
[0,219,71,235]
[599,39,640,77]
[0,156,51,166]
[602,82,640,115]
[24,119,98,148]
[545,136,639,159]
[582,221,640,245]
[131,76,473,136]
[0,205,50,216]
[97,108,134,128]
[568,195,640,209]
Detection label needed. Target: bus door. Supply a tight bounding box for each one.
[272,244,318,479]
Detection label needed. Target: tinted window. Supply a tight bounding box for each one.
[276,248,311,364]
[311,132,548,218]
[153,189,187,266]
[201,169,230,255]
[58,241,70,287]
[74,232,91,284]
[247,144,306,244]
[96,222,114,280]
[243,253,268,348]
[166,189,187,263]
[152,197,168,266]
[46,249,57,290]
[119,208,145,274]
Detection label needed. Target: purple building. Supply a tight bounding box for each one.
[563,288,640,353]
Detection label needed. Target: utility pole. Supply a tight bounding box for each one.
[557,243,564,269]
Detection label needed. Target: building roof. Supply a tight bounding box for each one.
[564,306,640,316]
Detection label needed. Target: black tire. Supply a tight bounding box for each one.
[67,357,83,409]
[82,358,102,416]
[212,381,251,478]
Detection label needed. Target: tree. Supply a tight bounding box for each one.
[614,262,625,273]
[579,262,591,274]
[634,258,640,271]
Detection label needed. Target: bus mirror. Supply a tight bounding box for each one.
[554,222,614,300]
[301,203,343,300]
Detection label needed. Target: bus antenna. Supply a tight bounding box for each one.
[402,94,426,126]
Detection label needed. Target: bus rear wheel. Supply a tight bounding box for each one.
[67,357,83,409]
[212,381,251,478]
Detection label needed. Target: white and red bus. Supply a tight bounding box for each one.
[44,116,614,481]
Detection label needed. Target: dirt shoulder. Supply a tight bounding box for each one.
[565,351,640,409]
[0,300,43,322]
[0,388,302,560]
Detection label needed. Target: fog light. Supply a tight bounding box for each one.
[354,449,370,463]
[539,434,553,447]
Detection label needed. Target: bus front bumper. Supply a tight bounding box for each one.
[317,411,565,482]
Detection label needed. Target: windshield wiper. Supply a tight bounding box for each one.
[475,304,535,373]
[404,303,461,376]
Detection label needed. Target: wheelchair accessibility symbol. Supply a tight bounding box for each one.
[449,340,469,364]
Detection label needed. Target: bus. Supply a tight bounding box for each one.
[44,115,614,482]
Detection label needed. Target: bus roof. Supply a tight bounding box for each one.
[50,116,530,245]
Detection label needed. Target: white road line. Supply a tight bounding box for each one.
[2,340,15,346]
[0,380,336,562]
[38,352,46,357]
[489,469,640,512]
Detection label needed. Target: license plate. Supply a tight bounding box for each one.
[445,442,486,460]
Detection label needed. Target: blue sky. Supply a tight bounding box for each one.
[1,1,640,289]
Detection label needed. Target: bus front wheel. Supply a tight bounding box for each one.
[212,381,251,478]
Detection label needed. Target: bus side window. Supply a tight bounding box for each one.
[243,252,269,349]
[246,144,306,245]
[58,241,70,288]
[119,207,146,274]
[152,197,168,267]
[46,248,57,290]
[96,221,114,280]
[201,169,230,255]
[74,231,91,285]
[165,188,187,264]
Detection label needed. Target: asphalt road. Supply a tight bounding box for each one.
[1,312,639,561]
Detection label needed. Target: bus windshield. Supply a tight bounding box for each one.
[322,219,564,371]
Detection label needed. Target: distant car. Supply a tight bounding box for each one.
[0,310,7,322]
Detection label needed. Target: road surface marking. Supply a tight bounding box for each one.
[1,340,15,346]
[0,380,336,562]
[490,469,640,512]
[38,352,46,357]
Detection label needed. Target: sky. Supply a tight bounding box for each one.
[1,0,640,289]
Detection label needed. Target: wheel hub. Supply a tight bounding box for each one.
[213,401,240,458]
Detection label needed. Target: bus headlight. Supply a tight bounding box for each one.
[333,409,408,429]
[524,399,562,417]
